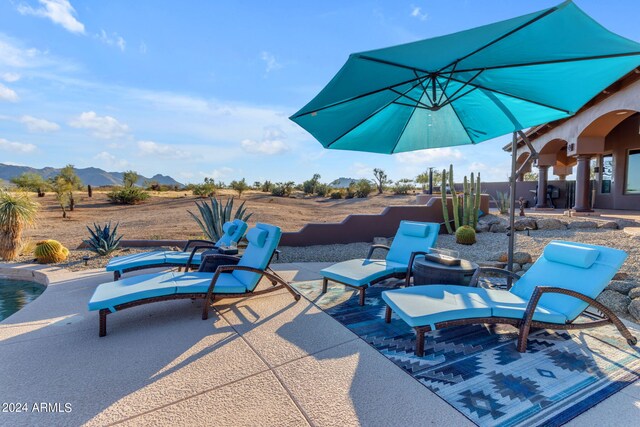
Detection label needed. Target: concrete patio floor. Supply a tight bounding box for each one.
[0,262,638,426]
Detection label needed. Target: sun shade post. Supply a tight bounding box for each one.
[508,132,518,273]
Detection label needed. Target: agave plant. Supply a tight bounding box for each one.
[0,191,39,261]
[84,221,123,256]
[188,197,253,242]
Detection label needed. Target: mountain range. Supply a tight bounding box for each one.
[0,163,183,188]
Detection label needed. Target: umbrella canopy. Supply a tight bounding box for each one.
[290,1,640,152]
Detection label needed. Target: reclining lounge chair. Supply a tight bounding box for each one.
[89,223,300,336]
[105,219,248,280]
[382,240,637,355]
[320,221,440,305]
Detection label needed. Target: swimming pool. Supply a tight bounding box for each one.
[0,279,46,322]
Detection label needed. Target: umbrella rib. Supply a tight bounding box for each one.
[325,80,428,148]
[414,71,434,105]
[436,69,484,107]
[436,62,458,105]
[389,88,431,109]
[357,54,434,76]
[436,5,560,73]
[389,98,421,154]
[445,75,573,114]
[291,75,426,119]
[444,98,477,144]
[448,51,640,74]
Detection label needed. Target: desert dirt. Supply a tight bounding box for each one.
[22,189,418,249]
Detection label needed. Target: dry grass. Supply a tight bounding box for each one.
[23,189,418,249]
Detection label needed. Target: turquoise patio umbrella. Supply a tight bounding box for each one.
[290,0,640,270]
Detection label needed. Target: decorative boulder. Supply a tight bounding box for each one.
[598,221,619,229]
[522,262,533,272]
[596,290,631,315]
[629,299,640,322]
[490,222,508,233]
[514,218,537,231]
[513,252,533,265]
[535,218,566,230]
[476,223,491,233]
[606,280,638,295]
[568,220,599,229]
[489,251,508,262]
[629,287,640,300]
[613,272,631,280]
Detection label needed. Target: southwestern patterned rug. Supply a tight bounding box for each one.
[291,280,640,426]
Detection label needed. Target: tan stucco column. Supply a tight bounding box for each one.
[535,165,549,208]
[573,154,593,212]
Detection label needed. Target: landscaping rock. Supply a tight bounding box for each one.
[476,223,491,233]
[598,221,619,229]
[613,272,631,281]
[477,261,507,269]
[513,252,533,265]
[629,299,640,322]
[596,290,630,314]
[628,287,640,300]
[514,218,537,231]
[606,280,638,295]
[511,263,522,273]
[373,237,389,245]
[568,220,599,229]
[489,251,508,262]
[536,218,566,230]
[522,263,533,272]
[479,214,503,226]
[490,222,508,233]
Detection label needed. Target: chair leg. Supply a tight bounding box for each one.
[415,328,425,357]
[202,295,214,320]
[321,278,328,294]
[359,287,366,306]
[113,271,120,281]
[99,309,108,337]
[385,305,392,323]
[517,319,532,353]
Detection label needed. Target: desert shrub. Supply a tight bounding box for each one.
[271,181,294,197]
[188,197,253,241]
[316,183,330,197]
[10,173,50,196]
[302,174,321,195]
[122,170,139,188]
[350,179,373,198]
[330,190,343,199]
[0,191,39,260]
[191,178,216,197]
[492,191,510,215]
[230,178,249,197]
[261,180,274,192]
[393,179,415,195]
[84,222,123,256]
[107,187,150,205]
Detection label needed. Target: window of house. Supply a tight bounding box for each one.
[625,149,640,195]
[601,154,613,194]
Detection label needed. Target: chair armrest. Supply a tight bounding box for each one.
[367,244,390,260]
[406,251,429,286]
[185,245,221,271]
[183,239,216,252]
[196,253,240,273]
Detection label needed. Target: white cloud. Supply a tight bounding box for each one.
[0,83,18,102]
[69,111,130,139]
[241,127,289,155]
[410,5,428,21]
[260,51,282,73]
[200,167,234,180]
[0,137,36,153]
[97,30,126,52]
[352,162,373,178]
[395,147,463,164]
[94,151,129,169]
[139,41,147,54]
[19,115,60,132]
[1,72,20,82]
[17,0,85,34]
[137,140,190,159]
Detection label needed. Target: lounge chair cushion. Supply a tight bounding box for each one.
[222,222,237,235]
[321,259,407,287]
[510,240,627,321]
[246,228,267,248]
[233,223,281,291]
[382,285,568,329]
[217,219,248,247]
[382,285,492,328]
[385,221,440,265]
[106,251,200,272]
[173,272,247,294]
[543,242,599,268]
[88,272,177,312]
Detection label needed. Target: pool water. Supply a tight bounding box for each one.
[0,279,46,322]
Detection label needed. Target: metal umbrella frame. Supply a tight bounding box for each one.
[290,0,640,271]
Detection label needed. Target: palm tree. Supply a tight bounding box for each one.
[0,191,39,260]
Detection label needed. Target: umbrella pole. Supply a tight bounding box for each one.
[507,132,517,272]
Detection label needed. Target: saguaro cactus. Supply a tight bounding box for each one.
[449,164,460,230]
[440,165,482,234]
[440,169,453,234]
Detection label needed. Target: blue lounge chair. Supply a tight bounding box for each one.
[320,221,440,305]
[106,219,248,280]
[382,241,637,355]
[89,223,300,336]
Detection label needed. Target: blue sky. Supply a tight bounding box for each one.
[1,0,639,184]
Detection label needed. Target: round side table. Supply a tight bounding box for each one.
[413,258,479,286]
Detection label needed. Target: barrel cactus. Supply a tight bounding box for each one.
[34,240,69,263]
[455,225,476,245]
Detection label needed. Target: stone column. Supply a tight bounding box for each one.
[535,165,549,208]
[573,154,593,212]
